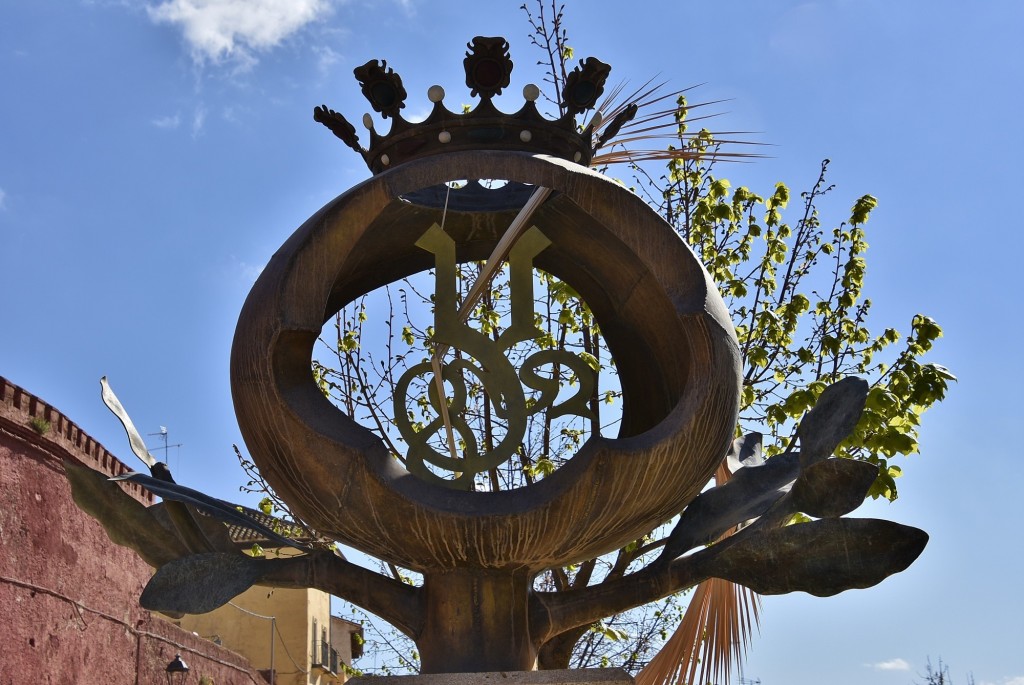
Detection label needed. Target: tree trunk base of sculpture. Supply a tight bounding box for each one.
[419,569,537,673]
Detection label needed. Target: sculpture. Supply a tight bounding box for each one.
[68,36,928,676]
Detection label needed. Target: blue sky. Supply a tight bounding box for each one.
[2,1,1022,683]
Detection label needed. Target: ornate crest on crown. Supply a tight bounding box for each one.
[313,36,624,174]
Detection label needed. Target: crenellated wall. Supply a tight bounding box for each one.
[0,377,153,505]
[0,375,265,684]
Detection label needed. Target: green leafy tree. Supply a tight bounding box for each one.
[641,127,952,502]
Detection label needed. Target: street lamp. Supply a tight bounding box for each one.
[165,653,190,684]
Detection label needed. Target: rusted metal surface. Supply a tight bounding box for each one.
[58,39,929,674]
[59,146,931,673]
[230,151,742,572]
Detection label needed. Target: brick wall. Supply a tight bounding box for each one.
[0,376,265,684]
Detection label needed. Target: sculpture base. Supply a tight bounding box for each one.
[348,669,634,685]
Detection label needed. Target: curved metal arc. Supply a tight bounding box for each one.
[232,151,741,570]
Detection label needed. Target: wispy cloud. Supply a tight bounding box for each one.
[147,0,333,69]
[232,257,265,283]
[0,187,7,210]
[313,44,341,75]
[191,103,207,138]
[981,677,1024,685]
[871,658,911,671]
[152,113,181,129]
[403,105,433,124]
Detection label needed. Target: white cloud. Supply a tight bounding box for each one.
[191,103,207,138]
[147,0,332,68]
[152,113,181,129]
[313,44,341,74]
[403,105,433,124]
[981,677,1024,685]
[232,257,265,283]
[872,658,911,671]
[0,188,7,210]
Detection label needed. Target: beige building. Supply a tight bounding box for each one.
[179,583,362,685]
[177,510,364,685]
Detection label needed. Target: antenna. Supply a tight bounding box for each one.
[147,426,183,469]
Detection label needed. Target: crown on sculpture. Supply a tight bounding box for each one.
[314,36,637,174]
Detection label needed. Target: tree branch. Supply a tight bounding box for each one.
[533,552,705,643]
[259,552,424,639]
[533,511,926,643]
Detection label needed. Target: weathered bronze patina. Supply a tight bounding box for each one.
[67,36,929,676]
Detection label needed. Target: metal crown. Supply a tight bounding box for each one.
[314,36,614,174]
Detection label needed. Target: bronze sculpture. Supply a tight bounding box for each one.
[68,36,928,675]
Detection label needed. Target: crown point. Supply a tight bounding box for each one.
[464,36,513,99]
[428,85,445,103]
[362,113,374,130]
[523,84,540,102]
[438,131,452,144]
[520,130,532,143]
[562,57,611,117]
[354,59,408,119]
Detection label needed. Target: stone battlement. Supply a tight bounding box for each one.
[0,375,153,505]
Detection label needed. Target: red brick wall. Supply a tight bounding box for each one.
[0,376,265,684]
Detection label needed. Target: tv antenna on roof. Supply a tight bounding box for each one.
[147,426,183,470]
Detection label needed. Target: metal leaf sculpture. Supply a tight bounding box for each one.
[140,553,267,615]
[64,461,189,568]
[110,471,310,552]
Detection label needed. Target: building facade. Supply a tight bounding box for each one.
[0,376,360,684]
[178,562,361,684]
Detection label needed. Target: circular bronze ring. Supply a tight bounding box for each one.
[231,151,741,571]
